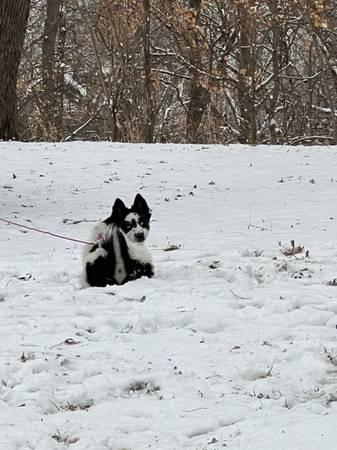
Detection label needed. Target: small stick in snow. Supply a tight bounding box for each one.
[183,407,209,413]
[163,244,181,251]
[49,338,80,349]
[230,289,252,300]
[163,236,182,251]
[62,218,97,225]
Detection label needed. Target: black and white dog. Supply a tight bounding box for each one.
[82,194,154,287]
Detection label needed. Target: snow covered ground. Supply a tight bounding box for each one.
[1,142,337,450]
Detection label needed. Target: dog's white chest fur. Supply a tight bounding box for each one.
[112,227,127,284]
[126,239,152,265]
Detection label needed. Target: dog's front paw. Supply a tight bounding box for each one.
[128,262,154,281]
[144,263,154,278]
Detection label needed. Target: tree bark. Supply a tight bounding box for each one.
[41,0,62,139]
[142,0,155,143]
[0,0,31,140]
[268,0,281,144]
[55,0,66,139]
[186,0,210,143]
[237,1,257,144]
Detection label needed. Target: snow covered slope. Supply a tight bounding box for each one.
[1,142,337,450]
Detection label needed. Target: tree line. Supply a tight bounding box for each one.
[1,0,337,145]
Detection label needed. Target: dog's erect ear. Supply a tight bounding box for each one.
[112,198,127,222]
[132,193,150,215]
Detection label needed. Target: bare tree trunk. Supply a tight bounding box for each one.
[313,37,337,144]
[299,0,337,143]
[186,0,210,143]
[307,42,314,137]
[41,0,61,139]
[237,1,257,144]
[142,0,155,143]
[268,0,281,144]
[55,1,66,139]
[0,0,31,140]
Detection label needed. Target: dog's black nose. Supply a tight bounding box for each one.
[134,232,145,242]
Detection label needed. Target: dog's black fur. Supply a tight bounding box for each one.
[82,194,154,287]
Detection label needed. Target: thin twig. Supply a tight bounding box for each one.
[230,289,252,300]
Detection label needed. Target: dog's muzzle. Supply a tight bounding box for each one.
[134,232,145,242]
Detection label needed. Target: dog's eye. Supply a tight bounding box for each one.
[124,223,132,231]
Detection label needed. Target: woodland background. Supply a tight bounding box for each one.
[4,0,337,144]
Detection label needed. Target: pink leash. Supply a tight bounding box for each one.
[0,217,94,245]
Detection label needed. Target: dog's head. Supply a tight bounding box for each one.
[112,194,151,243]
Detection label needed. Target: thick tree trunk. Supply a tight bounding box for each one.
[0,0,31,140]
